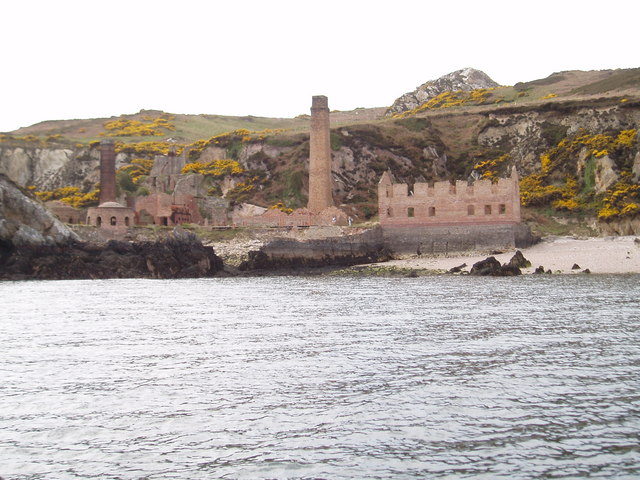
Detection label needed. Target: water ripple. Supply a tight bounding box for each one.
[1,275,639,479]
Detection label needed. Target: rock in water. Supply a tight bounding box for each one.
[449,263,467,273]
[508,250,532,269]
[470,256,521,276]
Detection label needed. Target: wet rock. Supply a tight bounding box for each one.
[533,265,546,274]
[507,250,531,269]
[449,263,467,273]
[582,268,591,274]
[470,256,521,276]
[571,263,581,270]
[0,234,224,280]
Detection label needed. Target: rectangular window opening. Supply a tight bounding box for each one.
[428,207,436,217]
[407,207,415,217]
[467,205,475,216]
[484,205,492,215]
[499,204,506,215]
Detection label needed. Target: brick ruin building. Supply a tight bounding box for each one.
[378,168,521,226]
[86,140,136,230]
[378,168,528,254]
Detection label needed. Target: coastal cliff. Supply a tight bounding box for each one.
[1,68,639,234]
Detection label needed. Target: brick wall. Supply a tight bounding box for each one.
[378,169,521,227]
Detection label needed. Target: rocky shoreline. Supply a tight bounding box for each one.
[0,231,224,280]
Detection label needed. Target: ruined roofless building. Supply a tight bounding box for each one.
[308,95,334,212]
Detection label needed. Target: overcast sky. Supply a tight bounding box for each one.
[1,0,638,132]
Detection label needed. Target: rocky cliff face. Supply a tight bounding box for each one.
[0,145,102,191]
[0,174,79,248]
[386,68,500,116]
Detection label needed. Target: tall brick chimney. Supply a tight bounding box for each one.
[308,95,334,212]
[99,140,117,205]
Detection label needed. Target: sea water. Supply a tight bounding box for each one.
[1,275,639,479]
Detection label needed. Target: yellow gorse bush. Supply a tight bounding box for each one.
[269,202,293,214]
[187,128,287,160]
[33,186,100,208]
[473,154,510,181]
[181,159,245,177]
[519,128,639,219]
[598,172,640,220]
[118,158,155,184]
[102,116,175,137]
[115,141,184,156]
[393,89,495,118]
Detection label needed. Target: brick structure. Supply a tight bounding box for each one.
[98,140,117,205]
[378,167,521,226]
[46,201,84,224]
[227,96,348,228]
[377,168,532,255]
[87,139,136,230]
[87,201,135,230]
[308,95,334,213]
[133,192,203,226]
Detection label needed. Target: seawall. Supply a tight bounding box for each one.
[382,223,537,256]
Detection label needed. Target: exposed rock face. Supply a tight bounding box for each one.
[477,103,640,175]
[0,146,101,191]
[386,68,500,116]
[0,174,79,248]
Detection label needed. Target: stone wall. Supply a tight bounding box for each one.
[382,223,536,256]
[240,227,387,270]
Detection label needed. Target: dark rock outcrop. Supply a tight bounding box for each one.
[0,233,223,280]
[507,250,532,269]
[470,255,522,276]
[449,263,467,273]
[0,174,223,280]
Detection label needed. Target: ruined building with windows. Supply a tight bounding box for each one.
[378,168,521,227]
[377,168,529,254]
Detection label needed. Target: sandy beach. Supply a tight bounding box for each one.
[378,236,640,274]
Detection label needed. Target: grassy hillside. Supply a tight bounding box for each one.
[3,68,639,230]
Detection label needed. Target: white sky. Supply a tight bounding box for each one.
[1,0,638,132]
